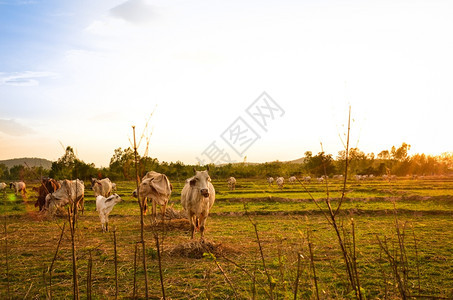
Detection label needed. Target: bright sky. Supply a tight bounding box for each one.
[1,0,452,167]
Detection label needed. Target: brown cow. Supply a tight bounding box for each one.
[35,178,61,211]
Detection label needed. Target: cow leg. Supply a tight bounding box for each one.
[189,214,196,239]
[199,214,207,241]
[80,197,85,215]
[151,199,157,223]
[160,203,167,223]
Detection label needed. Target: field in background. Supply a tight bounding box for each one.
[1,176,453,298]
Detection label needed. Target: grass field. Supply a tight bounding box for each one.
[1,176,453,299]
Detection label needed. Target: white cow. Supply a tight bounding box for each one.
[0,182,7,191]
[303,176,311,183]
[134,171,172,221]
[181,168,215,240]
[45,179,85,215]
[276,177,284,189]
[288,176,297,184]
[9,181,26,196]
[267,177,274,186]
[91,178,113,197]
[96,194,122,232]
[227,177,236,190]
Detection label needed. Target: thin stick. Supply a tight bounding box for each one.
[87,250,92,300]
[23,282,33,299]
[307,231,319,300]
[247,214,274,299]
[133,242,138,299]
[113,229,118,300]
[4,219,10,298]
[68,206,79,299]
[154,232,166,299]
[351,218,362,299]
[48,222,66,300]
[412,227,421,297]
[293,253,303,300]
[133,125,149,299]
[335,105,351,216]
[222,255,271,298]
[209,252,239,299]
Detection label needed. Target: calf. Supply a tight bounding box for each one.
[96,194,122,232]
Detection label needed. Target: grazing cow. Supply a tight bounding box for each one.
[304,176,311,183]
[317,177,325,183]
[45,179,85,215]
[91,178,113,197]
[288,176,297,184]
[35,178,61,211]
[133,171,172,221]
[276,177,284,189]
[9,181,26,196]
[227,177,236,190]
[181,167,216,240]
[0,182,6,191]
[267,177,274,186]
[96,194,122,232]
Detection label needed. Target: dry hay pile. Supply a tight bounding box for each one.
[166,239,239,259]
[147,218,191,231]
[164,206,187,220]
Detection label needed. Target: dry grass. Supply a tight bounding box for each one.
[166,239,240,259]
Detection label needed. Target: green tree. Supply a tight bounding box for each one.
[109,147,136,180]
[0,163,8,179]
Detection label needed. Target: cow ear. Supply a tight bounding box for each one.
[190,179,196,186]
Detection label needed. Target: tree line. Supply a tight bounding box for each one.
[0,143,452,181]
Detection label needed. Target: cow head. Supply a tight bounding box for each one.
[190,168,211,198]
[91,178,98,188]
[105,194,122,204]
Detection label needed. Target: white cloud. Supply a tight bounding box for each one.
[0,119,35,136]
[0,71,56,86]
[110,0,156,24]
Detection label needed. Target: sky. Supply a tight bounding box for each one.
[1,0,452,167]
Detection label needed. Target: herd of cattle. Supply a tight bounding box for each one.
[0,168,217,239]
[0,172,401,238]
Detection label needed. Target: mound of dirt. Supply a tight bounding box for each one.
[166,239,239,259]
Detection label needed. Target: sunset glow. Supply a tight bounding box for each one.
[1,0,452,166]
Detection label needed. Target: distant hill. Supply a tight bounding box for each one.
[0,158,53,170]
[286,157,305,164]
